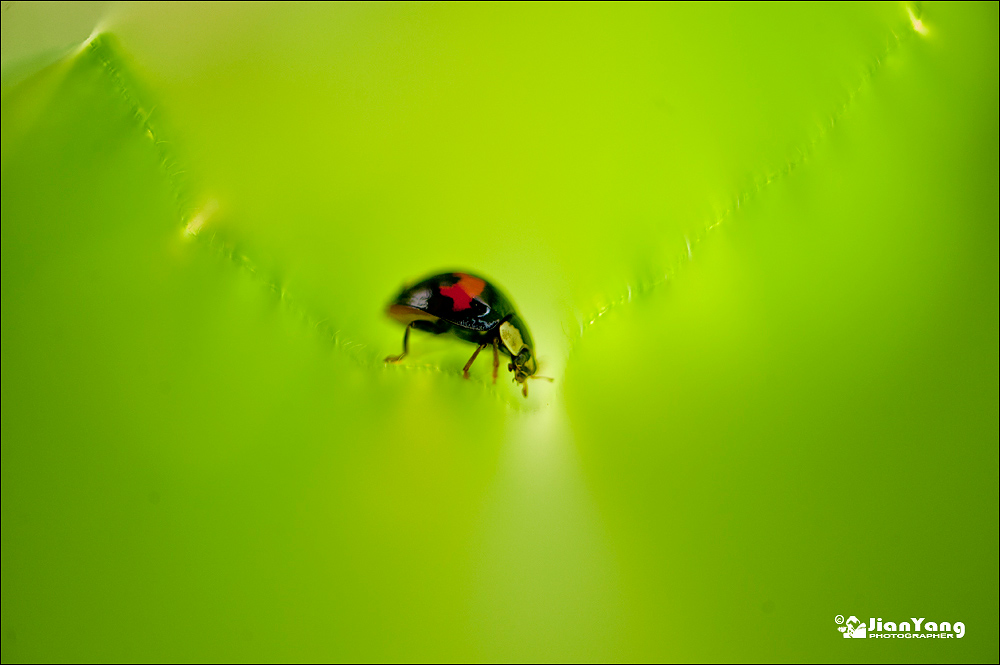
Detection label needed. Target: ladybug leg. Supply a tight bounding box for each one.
[462,343,487,379]
[491,338,500,384]
[384,322,415,363]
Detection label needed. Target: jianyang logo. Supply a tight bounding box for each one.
[835,615,966,639]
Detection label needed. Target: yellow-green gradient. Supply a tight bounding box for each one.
[2,3,996,661]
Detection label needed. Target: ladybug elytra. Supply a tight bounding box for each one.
[384,271,548,397]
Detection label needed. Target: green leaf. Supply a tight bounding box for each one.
[3,4,996,661]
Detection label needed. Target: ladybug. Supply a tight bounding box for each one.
[384,271,548,397]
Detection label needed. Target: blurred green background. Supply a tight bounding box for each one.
[2,2,996,661]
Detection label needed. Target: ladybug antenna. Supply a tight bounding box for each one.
[529,358,554,382]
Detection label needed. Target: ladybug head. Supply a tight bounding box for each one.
[498,318,536,384]
[507,347,537,384]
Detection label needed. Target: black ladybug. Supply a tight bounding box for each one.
[384,271,548,397]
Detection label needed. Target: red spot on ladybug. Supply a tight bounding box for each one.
[439,273,486,311]
[439,283,471,310]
